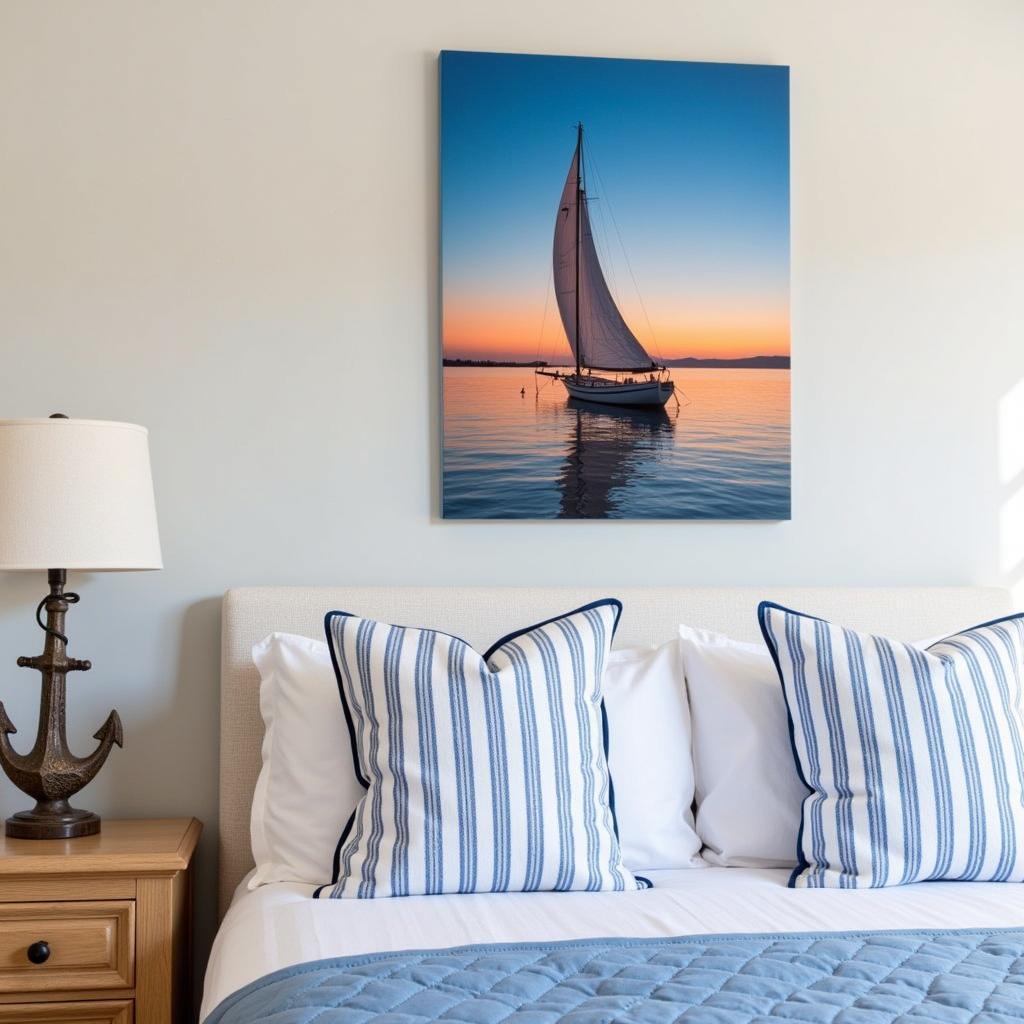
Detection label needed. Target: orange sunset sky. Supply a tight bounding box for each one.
[443,294,790,363]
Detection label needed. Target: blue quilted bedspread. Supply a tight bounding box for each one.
[205,929,1024,1023]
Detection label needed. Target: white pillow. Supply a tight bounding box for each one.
[604,639,703,870]
[249,633,362,888]
[679,624,809,867]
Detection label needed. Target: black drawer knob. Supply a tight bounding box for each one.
[27,940,50,965]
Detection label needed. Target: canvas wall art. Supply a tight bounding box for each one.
[440,51,790,519]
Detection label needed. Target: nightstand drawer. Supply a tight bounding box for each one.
[0,901,134,994]
[0,1001,132,1023]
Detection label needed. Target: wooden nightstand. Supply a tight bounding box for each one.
[0,818,201,1024]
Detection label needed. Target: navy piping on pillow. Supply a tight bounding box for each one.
[314,807,356,899]
[323,611,371,790]
[926,611,1024,649]
[481,598,624,662]
[318,599,637,896]
[757,601,814,888]
[760,601,1024,647]
[317,609,371,897]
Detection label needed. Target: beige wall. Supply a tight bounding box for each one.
[1,0,1023,1008]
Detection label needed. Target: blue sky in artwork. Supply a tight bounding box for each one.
[440,50,790,360]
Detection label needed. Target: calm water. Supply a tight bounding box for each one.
[442,367,790,520]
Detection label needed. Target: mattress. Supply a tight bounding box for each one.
[199,866,1024,1020]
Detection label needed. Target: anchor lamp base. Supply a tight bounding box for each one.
[6,803,101,840]
[0,568,124,841]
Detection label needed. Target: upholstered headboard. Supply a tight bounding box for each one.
[219,584,1013,915]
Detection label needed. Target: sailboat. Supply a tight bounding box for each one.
[537,123,675,408]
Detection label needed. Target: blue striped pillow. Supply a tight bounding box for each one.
[316,599,647,898]
[759,602,1024,888]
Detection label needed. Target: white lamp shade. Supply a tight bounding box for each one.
[0,418,162,571]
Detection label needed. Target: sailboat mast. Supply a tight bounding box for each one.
[574,122,583,379]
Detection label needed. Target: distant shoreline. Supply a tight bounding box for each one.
[663,356,790,369]
[443,355,790,369]
[443,359,552,368]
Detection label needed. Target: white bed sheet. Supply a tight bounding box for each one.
[200,867,1024,1020]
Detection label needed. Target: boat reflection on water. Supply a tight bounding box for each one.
[557,399,676,518]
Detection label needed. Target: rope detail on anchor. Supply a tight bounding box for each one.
[35,592,80,646]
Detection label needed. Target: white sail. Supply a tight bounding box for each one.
[552,142,656,372]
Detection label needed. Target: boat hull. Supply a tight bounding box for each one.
[561,375,674,408]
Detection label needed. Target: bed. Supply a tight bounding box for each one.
[202,585,1024,1022]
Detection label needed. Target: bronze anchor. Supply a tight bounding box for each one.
[0,568,123,839]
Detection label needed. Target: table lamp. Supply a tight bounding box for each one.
[0,415,162,839]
